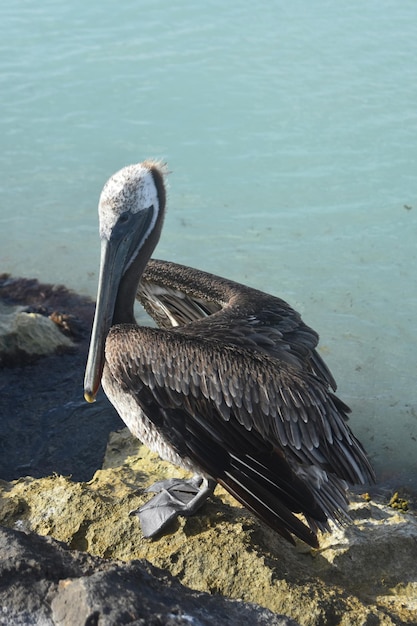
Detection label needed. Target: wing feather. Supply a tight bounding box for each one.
[107,325,374,492]
[138,259,337,390]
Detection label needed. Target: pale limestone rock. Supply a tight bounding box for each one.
[0,302,73,359]
[0,429,416,625]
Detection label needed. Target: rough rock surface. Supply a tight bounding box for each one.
[0,526,296,626]
[1,430,417,626]
[0,302,74,359]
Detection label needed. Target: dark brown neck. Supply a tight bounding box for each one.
[112,246,152,325]
[113,165,166,325]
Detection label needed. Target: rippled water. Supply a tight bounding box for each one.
[1,0,416,486]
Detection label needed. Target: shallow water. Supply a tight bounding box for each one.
[1,0,416,487]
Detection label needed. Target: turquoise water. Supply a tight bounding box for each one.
[1,1,416,486]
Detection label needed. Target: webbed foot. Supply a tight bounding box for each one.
[131,475,216,538]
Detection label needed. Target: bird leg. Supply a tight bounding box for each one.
[133,475,216,538]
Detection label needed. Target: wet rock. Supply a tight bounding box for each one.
[0,526,295,626]
[1,429,417,625]
[0,275,121,481]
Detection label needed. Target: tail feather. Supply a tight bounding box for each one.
[186,412,352,546]
[218,466,319,547]
[215,444,357,547]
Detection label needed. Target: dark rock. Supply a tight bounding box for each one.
[0,526,297,626]
[0,275,121,482]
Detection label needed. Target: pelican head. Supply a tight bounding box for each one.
[84,161,166,403]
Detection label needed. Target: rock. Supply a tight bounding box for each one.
[0,302,74,361]
[1,429,417,625]
[0,526,296,626]
[0,275,121,481]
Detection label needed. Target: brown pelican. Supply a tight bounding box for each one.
[84,160,374,547]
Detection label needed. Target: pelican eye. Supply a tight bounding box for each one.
[119,212,130,224]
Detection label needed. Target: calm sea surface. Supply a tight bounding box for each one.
[1,0,416,487]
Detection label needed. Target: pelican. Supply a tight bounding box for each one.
[84,160,374,547]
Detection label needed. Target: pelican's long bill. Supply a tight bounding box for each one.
[84,206,156,402]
